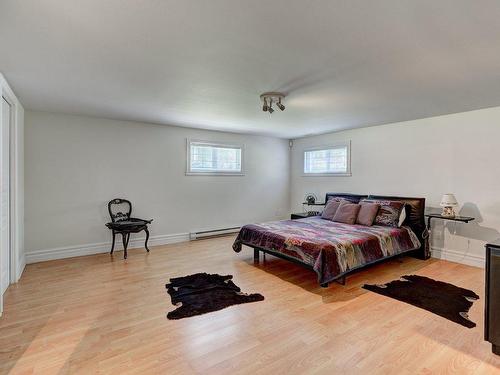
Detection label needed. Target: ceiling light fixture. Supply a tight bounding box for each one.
[260,92,286,114]
[277,97,285,111]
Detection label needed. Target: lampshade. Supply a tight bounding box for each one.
[440,193,458,207]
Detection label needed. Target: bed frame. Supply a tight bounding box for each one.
[249,193,430,287]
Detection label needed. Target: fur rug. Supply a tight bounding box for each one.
[363,275,479,328]
[166,273,264,320]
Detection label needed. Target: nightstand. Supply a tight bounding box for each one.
[424,212,475,263]
[425,213,475,230]
[291,212,312,220]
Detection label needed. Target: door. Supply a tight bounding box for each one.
[0,97,10,295]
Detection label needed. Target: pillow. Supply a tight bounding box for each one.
[321,199,344,220]
[398,205,407,227]
[332,201,361,225]
[356,202,380,226]
[361,199,405,227]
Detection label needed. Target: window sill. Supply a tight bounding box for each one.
[186,172,245,176]
[302,173,352,177]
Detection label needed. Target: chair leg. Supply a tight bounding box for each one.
[144,228,150,252]
[122,233,129,259]
[110,231,116,254]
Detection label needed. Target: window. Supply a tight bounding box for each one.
[303,141,351,176]
[187,140,244,175]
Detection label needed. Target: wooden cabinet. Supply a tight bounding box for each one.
[485,241,500,355]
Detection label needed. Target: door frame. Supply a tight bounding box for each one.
[0,74,24,316]
[2,96,14,284]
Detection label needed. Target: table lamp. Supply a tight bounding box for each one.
[440,193,458,217]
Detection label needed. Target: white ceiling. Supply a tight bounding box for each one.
[1,1,500,138]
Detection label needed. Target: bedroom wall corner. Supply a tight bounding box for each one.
[290,106,500,268]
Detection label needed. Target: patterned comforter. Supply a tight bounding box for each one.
[232,217,421,284]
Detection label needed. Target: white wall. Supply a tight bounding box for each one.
[291,106,500,268]
[25,111,290,262]
[25,106,500,268]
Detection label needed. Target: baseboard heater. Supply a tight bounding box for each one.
[190,226,241,240]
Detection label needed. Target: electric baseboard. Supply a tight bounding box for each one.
[190,227,240,240]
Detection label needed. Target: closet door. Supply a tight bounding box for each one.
[0,97,11,295]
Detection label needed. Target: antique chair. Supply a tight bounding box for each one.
[105,198,153,259]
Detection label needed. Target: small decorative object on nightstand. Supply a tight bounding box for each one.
[440,193,458,217]
[304,193,317,205]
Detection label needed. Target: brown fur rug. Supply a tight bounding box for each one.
[166,273,264,320]
[363,275,479,328]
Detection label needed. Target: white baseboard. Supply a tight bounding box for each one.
[16,256,26,281]
[431,246,485,268]
[25,232,190,264]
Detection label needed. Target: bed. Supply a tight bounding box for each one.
[232,193,430,287]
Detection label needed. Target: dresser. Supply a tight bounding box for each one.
[485,240,500,355]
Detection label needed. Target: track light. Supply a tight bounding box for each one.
[262,98,268,112]
[268,99,274,114]
[277,98,285,111]
[259,92,286,115]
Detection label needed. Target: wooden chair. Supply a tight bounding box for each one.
[105,198,152,259]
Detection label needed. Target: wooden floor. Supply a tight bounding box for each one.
[1,236,499,375]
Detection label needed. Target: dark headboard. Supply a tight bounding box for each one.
[325,193,429,260]
[369,195,428,260]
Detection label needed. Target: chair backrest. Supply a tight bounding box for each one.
[108,198,132,222]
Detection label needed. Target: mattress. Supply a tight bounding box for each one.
[233,216,421,284]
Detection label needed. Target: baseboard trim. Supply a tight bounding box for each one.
[16,256,26,282]
[25,232,190,264]
[431,246,485,268]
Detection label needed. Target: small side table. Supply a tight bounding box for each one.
[291,212,310,220]
[424,213,475,261]
[425,213,475,230]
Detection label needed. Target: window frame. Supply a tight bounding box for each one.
[302,141,351,177]
[186,139,245,176]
